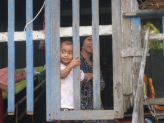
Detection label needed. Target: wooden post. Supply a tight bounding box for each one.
[8,0,15,115]
[130,0,144,122]
[26,0,34,115]
[112,0,124,118]
[132,26,150,123]
[0,90,4,123]
[121,0,133,113]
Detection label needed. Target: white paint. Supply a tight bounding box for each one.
[0,25,112,42]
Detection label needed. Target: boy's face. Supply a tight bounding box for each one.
[60,42,73,66]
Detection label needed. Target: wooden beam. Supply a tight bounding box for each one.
[26,0,34,115]
[149,33,164,41]
[8,0,15,115]
[121,0,133,114]
[112,0,124,119]
[121,48,150,57]
[72,0,81,110]
[143,98,164,105]
[0,25,112,42]
[50,0,61,120]
[132,26,150,123]
[45,0,51,121]
[123,9,164,19]
[92,0,101,110]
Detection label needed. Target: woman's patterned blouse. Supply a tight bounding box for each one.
[73,54,117,123]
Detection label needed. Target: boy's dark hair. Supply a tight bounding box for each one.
[61,38,73,45]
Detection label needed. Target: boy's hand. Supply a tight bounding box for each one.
[82,73,93,83]
[69,56,81,68]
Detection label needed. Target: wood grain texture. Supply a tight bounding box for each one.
[92,0,101,110]
[45,0,51,121]
[143,98,164,105]
[72,0,80,110]
[112,0,124,119]
[0,25,112,42]
[50,0,61,120]
[132,26,150,123]
[51,110,114,120]
[121,48,149,57]
[121,0,133,113]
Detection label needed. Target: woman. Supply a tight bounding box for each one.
[74,36,117,123]
[0,67,36,92]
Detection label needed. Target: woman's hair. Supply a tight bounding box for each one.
[61,38,73,45]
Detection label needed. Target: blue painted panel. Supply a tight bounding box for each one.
[50,0,61,120]
[8,0,15,115]
[26,0,34,115]
[92,0,101,109]
[72,0,80,110]
[45,0,51,121]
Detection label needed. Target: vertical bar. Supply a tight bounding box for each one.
[45,0,51,121]
[162,16,164,65]
[73,0,80,110]
[51,0,61,120]
[26,0,34,115]
[112,0,124,118]
[92,0,101,109]
[0,90,4,123]
[8,0,15,115]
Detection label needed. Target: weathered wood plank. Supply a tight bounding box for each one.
[8,0,15,115]
[72,0,80,110]
[149,33,164,41]
[0,25,112,42]
[51,110,114,120]
[130,1,143,122]
[132,26,150,123]
[50,0,61,120]
[26,0,34,115]
[121,0,133,113]
[45,0,51,121]
[2,27,164,42]
[121,48,149,57]
[112,0,124,119]
[143,98,164,105]
[92,0,101,110]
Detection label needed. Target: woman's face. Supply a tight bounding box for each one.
[15,70,26,83]
[82,36,93,54]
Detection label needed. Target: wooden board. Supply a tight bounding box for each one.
[0,25,112,42]
[121,0,133,113]
[112,0,124,119]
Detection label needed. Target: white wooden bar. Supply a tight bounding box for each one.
[0,25,112,42]
[2,26,164,42]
